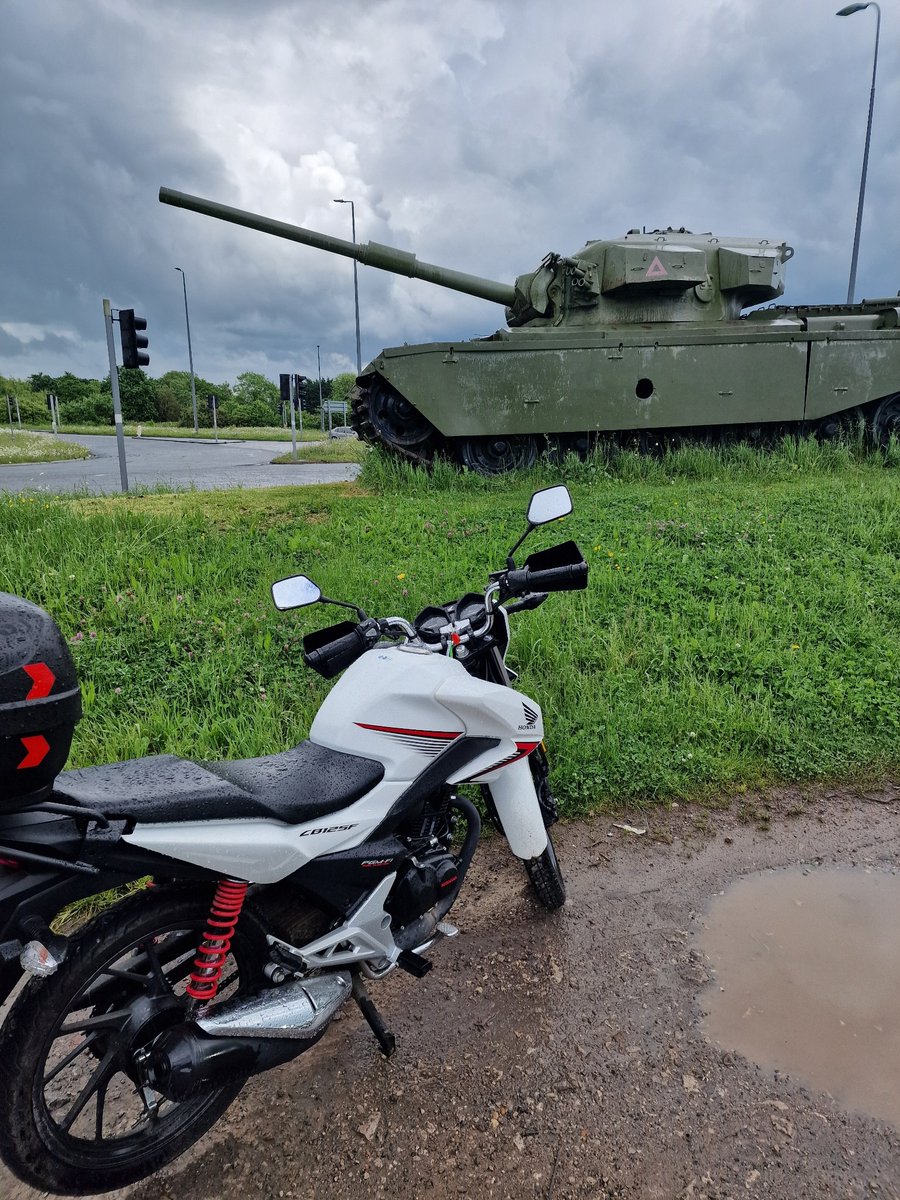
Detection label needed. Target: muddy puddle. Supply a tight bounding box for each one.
[700,866,900,1129]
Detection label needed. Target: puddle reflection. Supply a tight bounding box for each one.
[700,867,900,1128]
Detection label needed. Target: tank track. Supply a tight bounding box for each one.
[351,381,898,475]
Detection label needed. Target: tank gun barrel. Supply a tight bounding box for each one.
[159,188,516,308]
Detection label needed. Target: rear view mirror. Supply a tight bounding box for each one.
[272,575,322,611]
[527,485,573,527]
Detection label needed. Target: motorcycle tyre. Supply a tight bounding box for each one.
[524,831,566,910]
[0,888,269,1196]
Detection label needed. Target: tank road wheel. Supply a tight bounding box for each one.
[813,406,865,443]
[872,394,900,449]
[458,435,539,475]
[366,380,437,451]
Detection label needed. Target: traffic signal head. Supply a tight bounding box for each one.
[292,373,307,412]
[119,309,149,369]
[279,374,290,410]
[207,394,217,411]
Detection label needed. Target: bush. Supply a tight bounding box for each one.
[60,392,113,425]
[218,397,278,427]
[8,390,48,424]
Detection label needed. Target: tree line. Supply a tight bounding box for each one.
[1,370,358,429]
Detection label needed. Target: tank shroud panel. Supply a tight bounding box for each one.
[159,188,900,473]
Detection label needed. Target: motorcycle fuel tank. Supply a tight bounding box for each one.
[309,644,542,783]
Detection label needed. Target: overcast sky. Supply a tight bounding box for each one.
[1,0,897,385]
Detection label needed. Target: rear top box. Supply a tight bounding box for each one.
[0,593,82,805]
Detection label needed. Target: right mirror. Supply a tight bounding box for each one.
[272,575,322,611]
[527,484,573,527]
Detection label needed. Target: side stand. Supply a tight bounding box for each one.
[351,974,396,1058]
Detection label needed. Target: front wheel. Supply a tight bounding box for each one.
[524,832,566,910]
[0,888,268,1195]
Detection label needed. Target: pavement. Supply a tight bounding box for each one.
[0,433,361,494]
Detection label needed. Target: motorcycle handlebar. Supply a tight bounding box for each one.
[302,622,372,679]
[503,561,588,597]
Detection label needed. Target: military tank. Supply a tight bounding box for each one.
[159,188,900,473]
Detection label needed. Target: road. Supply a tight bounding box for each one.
[0,434,360,494]
[1,781,898,1200]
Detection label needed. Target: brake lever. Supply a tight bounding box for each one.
[504,592,548,615]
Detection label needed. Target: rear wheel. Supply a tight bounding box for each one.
[0,889,268,1195]
[525,833,566,910]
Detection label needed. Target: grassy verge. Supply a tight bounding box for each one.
[21,422,326,442]
[271,438,369,464]
[0,441,896,816]
[0,431,90,464]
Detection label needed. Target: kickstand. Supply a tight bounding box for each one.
[351,974,396,1059]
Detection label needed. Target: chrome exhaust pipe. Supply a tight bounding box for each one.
[197,970,352,1039]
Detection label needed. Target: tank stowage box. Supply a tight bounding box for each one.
[0,594,82,806]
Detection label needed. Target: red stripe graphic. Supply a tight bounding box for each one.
[356,723,461,740]
[23,663,55,700]
[18,735,50,769]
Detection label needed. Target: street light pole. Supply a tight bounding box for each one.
[836,2,881,305]
[333,198,362,374]
[174,266,199,432]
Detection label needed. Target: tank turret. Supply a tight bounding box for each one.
[159,188,900,473]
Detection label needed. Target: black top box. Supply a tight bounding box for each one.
[0,593,82,806]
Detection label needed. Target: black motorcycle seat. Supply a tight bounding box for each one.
[53,741,385,825]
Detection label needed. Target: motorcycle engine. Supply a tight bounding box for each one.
[387,849,459,925]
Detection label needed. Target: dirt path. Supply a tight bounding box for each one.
[2,782,898,1200]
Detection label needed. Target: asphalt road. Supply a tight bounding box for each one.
[0,433,361,494]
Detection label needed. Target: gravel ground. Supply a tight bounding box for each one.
[2,781,898,1200]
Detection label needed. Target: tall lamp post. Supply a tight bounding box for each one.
[836,2,881,305]
[174,266,199,432]
[333,198,362,374]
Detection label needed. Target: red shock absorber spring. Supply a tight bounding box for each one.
[186,879,248,1004]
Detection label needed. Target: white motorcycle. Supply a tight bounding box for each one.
[0,484,587,1194]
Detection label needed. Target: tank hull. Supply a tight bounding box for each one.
[353,307,900,469]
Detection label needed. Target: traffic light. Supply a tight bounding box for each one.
[207,394,218,411]
[279,374,290,412]
[119,310,149,369]
[293,374,308,412]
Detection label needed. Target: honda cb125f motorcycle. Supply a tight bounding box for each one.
[0,484,587,1194]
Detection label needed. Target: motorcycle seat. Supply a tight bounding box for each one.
[52,741,385,826]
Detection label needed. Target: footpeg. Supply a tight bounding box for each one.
[398,949,433,978]
[436,921,459,938]
[351,974,396,1058]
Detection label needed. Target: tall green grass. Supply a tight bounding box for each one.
[0,440,897,813]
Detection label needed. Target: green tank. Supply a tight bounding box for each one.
[159,188,900,473]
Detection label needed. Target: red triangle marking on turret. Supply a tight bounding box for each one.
[23,662,55,700]
[18,735,50,769]
[645,256,668,280]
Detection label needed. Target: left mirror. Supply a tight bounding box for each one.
[272,575,321,611]
[527,484,573,527]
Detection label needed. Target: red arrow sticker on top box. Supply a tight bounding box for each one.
[23,663,55,700]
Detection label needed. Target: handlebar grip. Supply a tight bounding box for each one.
[302,623,370,679]
[505,562,588,596]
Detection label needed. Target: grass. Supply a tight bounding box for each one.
[271,438,369,464]
[0,430,90,464]
[0,438,896,818]
[21,422,326,442]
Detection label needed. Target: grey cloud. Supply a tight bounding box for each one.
[1,0,897,385]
